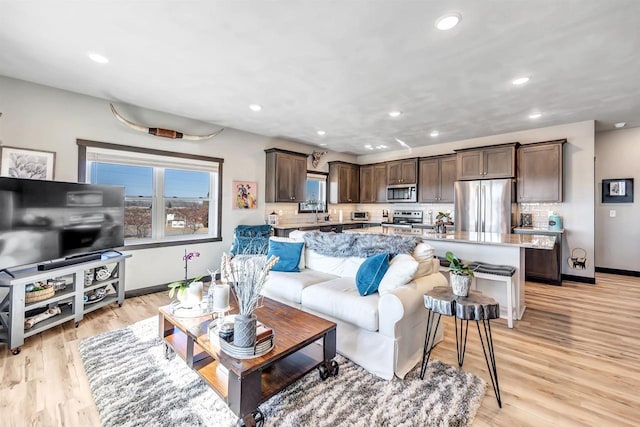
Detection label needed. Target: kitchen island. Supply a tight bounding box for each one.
[346,226,556,326]
[272,220,380,237]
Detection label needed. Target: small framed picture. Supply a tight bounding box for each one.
[0,146,56,180]
[602,178,634,203]
[233,181,258,209]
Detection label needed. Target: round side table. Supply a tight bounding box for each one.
[420,286,502,407]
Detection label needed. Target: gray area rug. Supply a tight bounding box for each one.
[79,317,486,427]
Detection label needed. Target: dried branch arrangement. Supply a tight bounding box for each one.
[221,253,279,316]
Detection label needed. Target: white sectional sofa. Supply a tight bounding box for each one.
[261,231,448,380]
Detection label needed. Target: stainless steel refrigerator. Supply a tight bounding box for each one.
[454,179,515,234]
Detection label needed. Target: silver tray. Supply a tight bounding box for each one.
[209,317,274,359]
[219,336,274,359]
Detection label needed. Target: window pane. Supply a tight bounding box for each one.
[300,174,326,212]
[91,163,153,197]
[165,169,210,198]
[124,199,152,240]
[165,199,209,236]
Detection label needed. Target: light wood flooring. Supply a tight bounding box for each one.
[1,274,639,426]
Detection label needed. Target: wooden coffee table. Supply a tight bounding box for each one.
[159,297,338,427]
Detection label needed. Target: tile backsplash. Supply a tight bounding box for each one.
[518,203,564,228]
[264,202,454,225]
[266,201,565,229]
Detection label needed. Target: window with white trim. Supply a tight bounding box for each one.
[78,141,222,247]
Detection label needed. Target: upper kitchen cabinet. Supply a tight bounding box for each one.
[360,164,387,203]
[418,154,457,203]
[517,139,566,202]
[456,142,520,180]
[265,148,308,202]
[328,161,360,204]
[387,159,417,185]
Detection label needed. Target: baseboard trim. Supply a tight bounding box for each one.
[125,277,213,299]
[561,274,596,284]
[595,267,640,277]
[125,284,168,298]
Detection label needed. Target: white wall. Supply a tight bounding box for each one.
[0,76,596,284]
[595,127,640,271]
[0,76,355,290]
[358,121,597,279]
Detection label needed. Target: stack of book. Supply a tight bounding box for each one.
[256,322,274,344]
[217,321,275,359]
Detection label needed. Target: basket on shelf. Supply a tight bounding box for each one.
[25,286,55,304]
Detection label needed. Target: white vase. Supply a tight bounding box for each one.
[450,273,471,297]
[179,281,203,308]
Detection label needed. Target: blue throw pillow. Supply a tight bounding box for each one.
[356,253,389,296]
[267,240,304,272]
[230,224,272,255]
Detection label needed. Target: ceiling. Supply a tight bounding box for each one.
[1,1,639,155]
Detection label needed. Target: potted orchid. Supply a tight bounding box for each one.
[168,249,203,308]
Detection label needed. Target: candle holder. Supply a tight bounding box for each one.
[207,283,231,333]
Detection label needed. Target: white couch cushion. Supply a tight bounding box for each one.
[413,242,436,278]
[263,269,337,303]
[378,254,419,295]
[305,249,366,277]
[301,277,379,332]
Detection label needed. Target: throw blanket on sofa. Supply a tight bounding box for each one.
[303,231,419,258]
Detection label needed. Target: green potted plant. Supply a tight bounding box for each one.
[445,251,475,297]
[435,212,453,234]
[168,250,203,308]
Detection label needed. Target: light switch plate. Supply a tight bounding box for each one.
[609,210,616,217]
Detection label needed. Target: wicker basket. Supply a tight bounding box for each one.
[25,286,55,304]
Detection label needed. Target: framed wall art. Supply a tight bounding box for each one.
[0,146,56,180]
[233,181,258,209]
[602,178,634,203]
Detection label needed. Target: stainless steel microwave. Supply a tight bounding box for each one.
[387,184,417,202]
[351,211,369,221]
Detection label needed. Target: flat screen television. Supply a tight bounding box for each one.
[0,177,125,272]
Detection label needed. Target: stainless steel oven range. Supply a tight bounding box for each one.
[381,210,423,229]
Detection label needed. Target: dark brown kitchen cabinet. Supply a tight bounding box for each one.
[359,164,387,203]
[456,143,519,180]
[328,161,360,204]
[418,154,456,203]
[517,139,565,202]
[265,148,307,202]
[514,228,563,285]
[387,159,417,185]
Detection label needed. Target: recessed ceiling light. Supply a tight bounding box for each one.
[364,144,374,150]
[320,143,328,146]
[430,130,440,137]
[614,122,626,128]
[435,13,461,31]
[249,104,262,112]
[317,130,326,136]
[529,112,542,119]
[376,145,388,150]
[88,52,109,64]
[388,111,403,118]
[512,76,530,85]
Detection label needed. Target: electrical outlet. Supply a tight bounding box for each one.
[609,210,616,218]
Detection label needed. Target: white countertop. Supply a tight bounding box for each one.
[272,220,378,229]
[346,226,556,249]
[513,227,564,234]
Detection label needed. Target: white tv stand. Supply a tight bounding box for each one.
[0,252,131,354]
